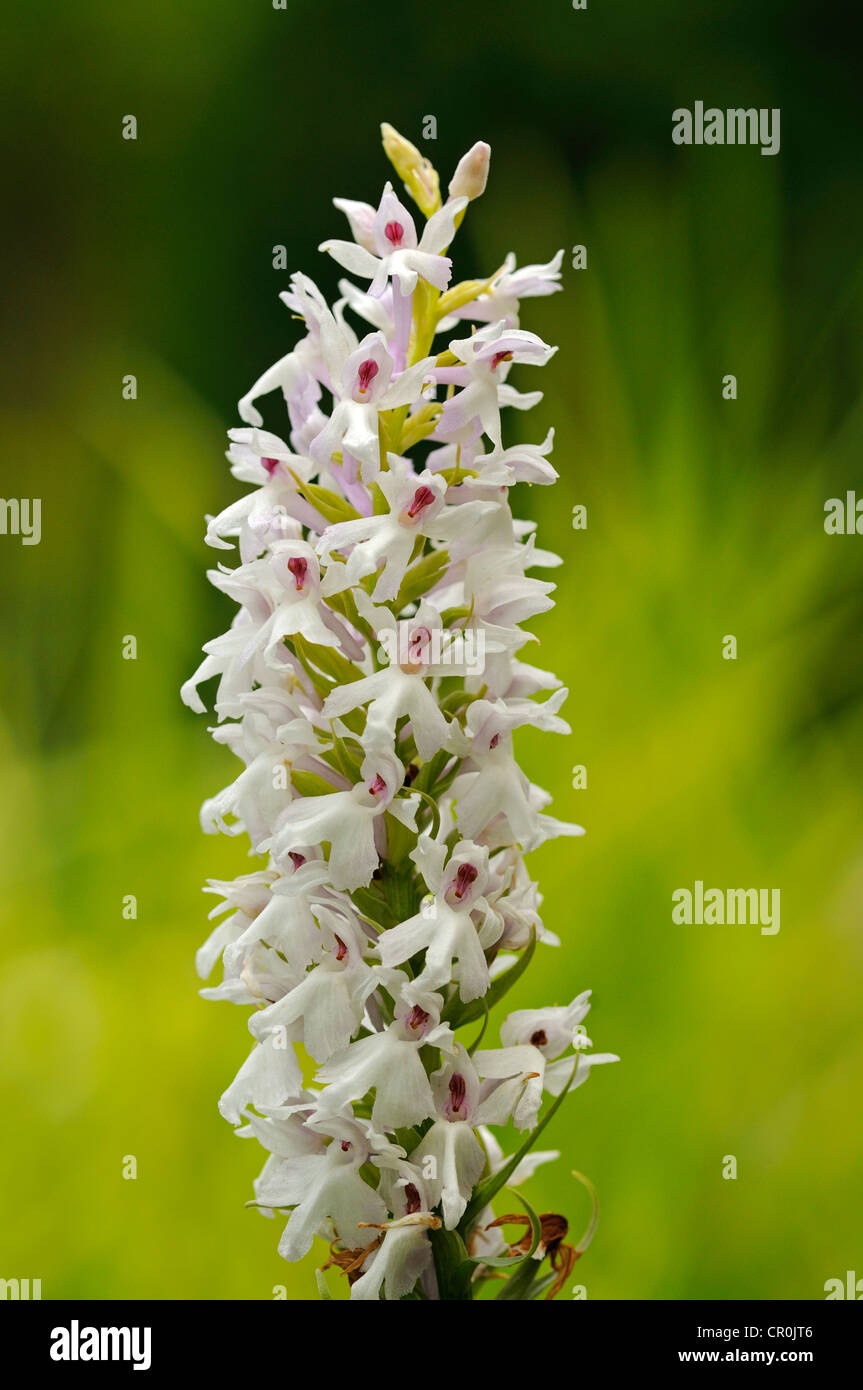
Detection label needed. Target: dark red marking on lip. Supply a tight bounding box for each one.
[407,486,435,518]
[286,556,308,590]
[449,1073,467,1113]
[356,359,379,394]
[452,863,478,900]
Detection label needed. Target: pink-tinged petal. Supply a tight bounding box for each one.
[498,384,544,412]
[238,351,305,427]
[319,238,381,281]
[403,249,453,292]
[379,355,436,409]
[420,195,468,254]
[350,1224,435,1302]
[342,332,393,403]
[373,182,418,254]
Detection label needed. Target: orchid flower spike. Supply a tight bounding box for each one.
[185,125,617,1302]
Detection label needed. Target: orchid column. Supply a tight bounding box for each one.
[184,124,618,1301]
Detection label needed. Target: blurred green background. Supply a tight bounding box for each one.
[2,0,862,1300]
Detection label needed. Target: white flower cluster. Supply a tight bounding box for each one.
[184,125,617,1301]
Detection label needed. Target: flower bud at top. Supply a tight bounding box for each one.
[380,121,440,217]
[448,141,491,202]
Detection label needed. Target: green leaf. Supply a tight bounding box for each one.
[394,548,450,609]
[325,587,374,642]
[496,1191,544,1298]
[288,470,361,523]
[443,930,536,1028]
[414,748,452,795]
[435,465,477,486]
[379,854,419,919]
[429,1224,473,1300]
[290,769,338,797]
[526,1271,559,1300]
[350,884,394,930]
[458,1052,580,1237]
[438,605,472,626]
[413,787,441,839]
[329,724,363,782]
[293,633,364,687]
[463,1187,541,1271]
[383,810,418,871]
[315,1269,333,1301]
[466,1249,524,1272]
[466,999,489,1055]
[571,1169,600,1256]
[393,1126,423,1154]
[369,482,389,516]
[438,687,481,715]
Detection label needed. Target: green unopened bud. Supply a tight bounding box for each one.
[436,279,489,319]
[448,141,491,202]
[381,122,441,217]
